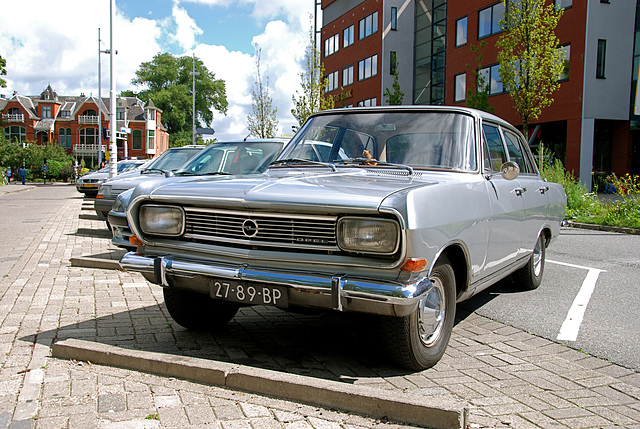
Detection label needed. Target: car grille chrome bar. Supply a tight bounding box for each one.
[184,208,338,250]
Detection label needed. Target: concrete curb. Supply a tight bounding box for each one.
[567,220,640,235]
[70,256,121,270]
[52,338,467,429]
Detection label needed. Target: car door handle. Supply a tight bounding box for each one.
[514,187,527,196]
[538,186,549,194]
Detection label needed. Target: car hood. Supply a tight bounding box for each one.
[143,169,443,214]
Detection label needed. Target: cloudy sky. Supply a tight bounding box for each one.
[0,0,319,140]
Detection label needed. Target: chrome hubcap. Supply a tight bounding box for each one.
[418,277,446,346]
[533,236,543,277]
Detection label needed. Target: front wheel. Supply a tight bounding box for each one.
[512,233,546,290]
[381,255,457,370]
[163,288,239,331]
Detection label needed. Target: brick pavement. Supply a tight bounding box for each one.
[0,184,639,428]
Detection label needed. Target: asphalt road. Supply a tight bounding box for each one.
[461,226,640,372]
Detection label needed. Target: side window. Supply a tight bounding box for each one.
[502,130,532,173]
[482,124,507,172]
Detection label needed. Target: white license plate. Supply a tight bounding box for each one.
[210,280,287,307]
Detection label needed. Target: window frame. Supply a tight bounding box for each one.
[596,39,607,79]
[343,65,354,87]
[324,33,339,57]
[132,129,143,150]
[358,54,378,81]
[456,16,468,47]
[454,73,466,102]
[478,2,505,39]
[359,11,378,40]
[479,64,504,95]
[391,7,398,31]
[325,70,339,92]
[343,25,354,48]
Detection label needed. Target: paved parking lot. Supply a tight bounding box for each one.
[0,183,639,428]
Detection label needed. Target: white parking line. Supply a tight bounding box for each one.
[548,259,605,342]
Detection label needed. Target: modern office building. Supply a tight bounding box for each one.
[320,0,640,187]
[0,85,169,168]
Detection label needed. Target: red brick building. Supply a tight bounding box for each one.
[0,85,169,168]
[321,0,640,188]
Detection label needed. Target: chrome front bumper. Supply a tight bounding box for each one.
[120,252,432,317]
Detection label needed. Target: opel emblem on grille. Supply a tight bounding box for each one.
[241,219,259,237]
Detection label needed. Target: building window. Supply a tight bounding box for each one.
[555,0,572,9]
[324,33,339,57]
[456,17,467,47]
[58,128,72,148]
[343,65,354,86]
[454,73,466,102]
[79,127,99,147]
[116,108,125,120]
[41,105,52,119]
[4,126,26,143]
[325,70,339,92]
[60,110,71,118]
[357,98,377,107]
[343,25,354,48]
[358,54,378,81]
[391,7,398,31]
[359,11,378,40]
[479,64,504,95]
[559,44,570,81]
[390,52,398,75]
[147,130,155,150]
[132,129,142,150]
[478,3,504,39]
[596,39,606,79]
[147,110,155,121]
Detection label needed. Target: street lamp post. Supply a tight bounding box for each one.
[108,0,117,179]
[190,54,200,145]
[98,28,110,169]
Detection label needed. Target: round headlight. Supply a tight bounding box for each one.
[337,217,400,255]
[139,205,184,236]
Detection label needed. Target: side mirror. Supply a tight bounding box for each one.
[500,161,520,180]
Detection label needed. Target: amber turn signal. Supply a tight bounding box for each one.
[129,235,144,246]
[400,258,428,272]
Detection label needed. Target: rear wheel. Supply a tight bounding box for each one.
[163,288,239,330]
[512,233,546,290]
[382,255,456,370]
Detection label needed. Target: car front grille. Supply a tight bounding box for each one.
[183,207,338,250]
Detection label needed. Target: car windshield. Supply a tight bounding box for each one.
[96,162,142,174]
[176,141,285,176]
[142,148,202,172]
[279,111,477,172]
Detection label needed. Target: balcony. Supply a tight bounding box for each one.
[2,113,24,122]
[78,115,100,124]
[74,143,106,154]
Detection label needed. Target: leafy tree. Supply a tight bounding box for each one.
[383,54,405,106]
[0,54,7,88]
[247,45,278,138]
[127,53,228,146]
[497,0,564,136]
[291,21,334,128]
[465,42,494,114]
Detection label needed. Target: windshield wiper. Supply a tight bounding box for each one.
[269,158,337,172]
[332,158,414,175]
[141,168,167,174]
[173,171,197,176]
[202,172,232,176]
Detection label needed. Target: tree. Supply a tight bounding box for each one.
[291,21,334,128]
[127,53,228,146]
[383,54,405,106]
[0,54,7,88]
[497,0,564,136]
[465,42,494,114]
[247,45,278,138]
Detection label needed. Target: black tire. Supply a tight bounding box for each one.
[381,255,457,370]
[512,233,546,291]
[163,288,239,331]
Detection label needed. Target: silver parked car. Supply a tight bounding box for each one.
[108,139,287,250]
[94,145,205,222]
[75,159,146,196]
[120,107,566,370]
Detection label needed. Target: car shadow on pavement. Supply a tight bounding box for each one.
[29,303,430,381]
[71,228,112,239]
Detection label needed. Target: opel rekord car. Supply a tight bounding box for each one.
[120,106,566,370]
[108,139,287,250]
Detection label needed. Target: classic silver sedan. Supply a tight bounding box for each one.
[120,106,566,370]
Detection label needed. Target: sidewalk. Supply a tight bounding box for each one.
[0,186,638,428]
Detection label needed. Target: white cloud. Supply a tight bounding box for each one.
[0,0,313,141]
